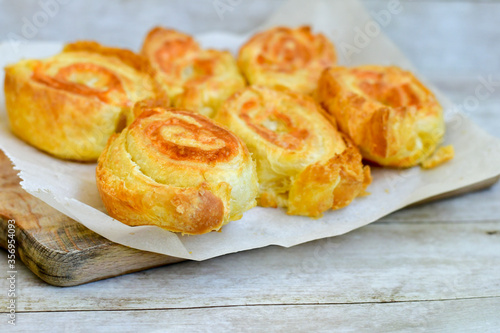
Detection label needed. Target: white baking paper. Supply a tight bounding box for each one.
[0,0,499,261]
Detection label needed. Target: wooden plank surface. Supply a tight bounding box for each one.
[0,144,497,287]
[0,0,499,332]
[0,151,184,287]
[1,220,499,312]
[0,0,498,288]
[3,298,500,333]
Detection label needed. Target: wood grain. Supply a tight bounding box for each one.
[0,147,497,287]
[1,1,499,331]
[1,0,499,290]
[2,298,500,333]
[1,218,499,330]
[0,151,183,287]
[1,219,499,312]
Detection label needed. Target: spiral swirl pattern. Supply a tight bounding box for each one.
[214,86,371,217]
[97,101,258,234]
[318,65,445,167]
[33,62,129,106]
[4,41,165,161]
[238,26,337,95]
[142,27,245,118]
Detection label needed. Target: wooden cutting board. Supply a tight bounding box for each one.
[0,151,183,287]
[0,150,498,287]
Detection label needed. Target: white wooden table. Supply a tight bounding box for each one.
[1,1,499,332]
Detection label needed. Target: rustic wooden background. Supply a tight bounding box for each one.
[1,0,499,331]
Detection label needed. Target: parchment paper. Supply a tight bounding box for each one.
[0,0,499,261]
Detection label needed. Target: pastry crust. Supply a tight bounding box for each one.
[4,41,166,161]
[238,26,337,95]
[96,100,259,235]
[141,27,245,118]
[421,145,454,169]
[214,86,370,217]
[318,65,446,168]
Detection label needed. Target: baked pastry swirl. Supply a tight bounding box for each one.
[318,65,446,168]
[238,26,337,95]
[4,41,165,161]
[96,100,259,235]
[214,86,371,217]
[141,27,245,118]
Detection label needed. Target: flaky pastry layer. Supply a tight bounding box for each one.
[214,86,371,217]
[96,101,258,235]
[141,27,245,118]
[238,26,337,95]
[4,41,166,161]
[318,65,446,168]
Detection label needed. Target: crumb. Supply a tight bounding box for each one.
[421,145,454,169]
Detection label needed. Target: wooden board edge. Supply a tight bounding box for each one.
[0,218,185,287]
[1,175,498,287]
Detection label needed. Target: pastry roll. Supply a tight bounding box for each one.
[4,41,166,161]
[238,26,337,95]
[96,100,259,235]
[214,86,371,217]
[318,65,446,168]
[141,27,245,118]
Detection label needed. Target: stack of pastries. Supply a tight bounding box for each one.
[3,25,453,235]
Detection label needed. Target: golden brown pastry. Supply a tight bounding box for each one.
[96,100,259,235]
[141,27,245,118]
[4,41,166,161]
[214,86,371,217]
[238,26,337,95]
[421,145,454,169]
[318,65,446,168]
